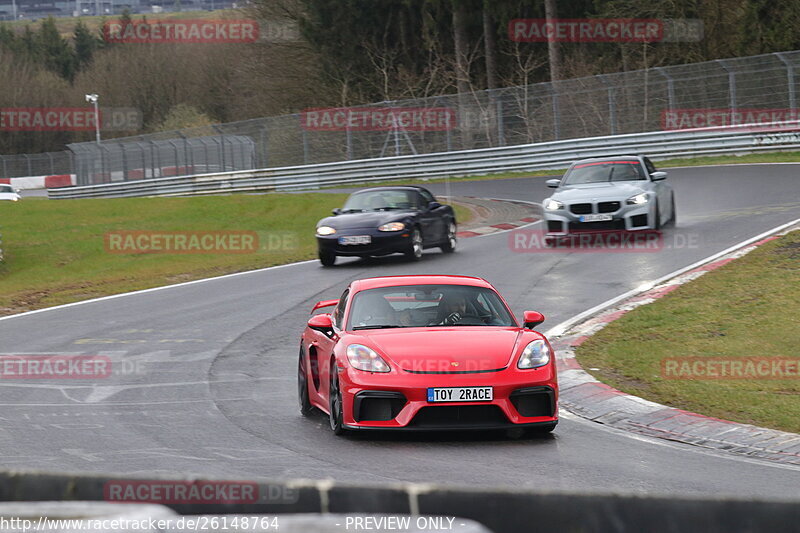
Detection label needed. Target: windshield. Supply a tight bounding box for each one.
[563,161,645,185]
[342,189,419,213]
[347,284,516,329]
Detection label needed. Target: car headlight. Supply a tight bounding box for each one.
[346,344,391,372]
[316,225,336,236]
[378,222,405,232]
[517,339,551,369]
[544,198,564,211]
[626,193,649,205]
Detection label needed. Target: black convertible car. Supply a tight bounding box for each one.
[315,186,457,266]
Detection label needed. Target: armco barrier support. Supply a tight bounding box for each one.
[0,472,797,532]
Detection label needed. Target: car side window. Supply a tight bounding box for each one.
[333,289,349,329]
[419,189,435,207]
[643,157,657,175]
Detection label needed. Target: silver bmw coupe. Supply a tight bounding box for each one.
[542,155,675,239]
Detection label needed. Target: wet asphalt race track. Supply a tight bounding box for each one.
[0,164,799,499]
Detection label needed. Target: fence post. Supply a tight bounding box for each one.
[551,83,561,140]
[716,59,737,114]
[302,126,310,165]
[1,155,6,179]
[25,154,32,176]
[598,75,617,135]
[495,90,505,147]
[259,126,269,168]
[775,52,796,110]
[120,143,128,180]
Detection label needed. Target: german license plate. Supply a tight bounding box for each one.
[338,235,371,245]
[579,214,613,222]
[427,386,493,403]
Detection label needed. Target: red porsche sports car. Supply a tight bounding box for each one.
[298,275,558,434]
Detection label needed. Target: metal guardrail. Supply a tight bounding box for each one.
[49,122,800,199]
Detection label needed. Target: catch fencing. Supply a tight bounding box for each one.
[5,50,800,184]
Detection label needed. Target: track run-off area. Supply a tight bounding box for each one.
[1,163,799,500]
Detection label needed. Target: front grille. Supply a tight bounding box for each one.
[547,220,564,233]
[569,203,593,215]
[408,405,509,429]
[631,214,649,227]
[598,201,621,213]
[568,220,626,232]
[510,387,555,417]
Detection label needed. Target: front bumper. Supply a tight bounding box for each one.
[543,202,654,235]
[317,231,411,257]
[337,365,558,430]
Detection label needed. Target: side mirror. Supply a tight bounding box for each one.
[650,171,667,181]
[522,311,545,329]
[546,179,561,188]
[428,201,442,210]
[308,313,334,335]
[332,208,341,215]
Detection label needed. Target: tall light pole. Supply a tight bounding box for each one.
[11,0,17,20]
[85,93,101,144]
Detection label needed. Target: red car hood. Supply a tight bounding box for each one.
[363,327,523,373]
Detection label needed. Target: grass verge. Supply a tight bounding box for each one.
[0,194,471,317]
[575,229,800,433]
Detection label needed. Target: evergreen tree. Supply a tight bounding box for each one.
[38,17,76,81]
[73,20,98,69]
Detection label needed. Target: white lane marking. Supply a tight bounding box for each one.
[0,259,317,323]
[545,216,800,337]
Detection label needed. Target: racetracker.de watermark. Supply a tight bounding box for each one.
[0,107,141,132]
[103,19,259,43]
[508,229,701,253]
[301,107,456,131]
[0,355,111,379]
[103,480,298,504]
[662,357,800,380]
[105,231,257,254]
[508,18,703,42]
[662,108,800,131]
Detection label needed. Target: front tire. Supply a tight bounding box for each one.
[404,228,423,261]
[653,200,661,230]
[439,221,457,253]
[329,365,347,435]
[319,250,336,267]
[666,193,677,227]
[298,348,313,417]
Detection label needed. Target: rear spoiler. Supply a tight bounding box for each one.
[312,299,338,312]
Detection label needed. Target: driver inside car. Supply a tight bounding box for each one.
[435,293,469,325]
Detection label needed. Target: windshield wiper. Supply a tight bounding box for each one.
[352,324,408,330]
[341,208,363,213]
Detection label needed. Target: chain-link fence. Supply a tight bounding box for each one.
[3,50,800,183]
